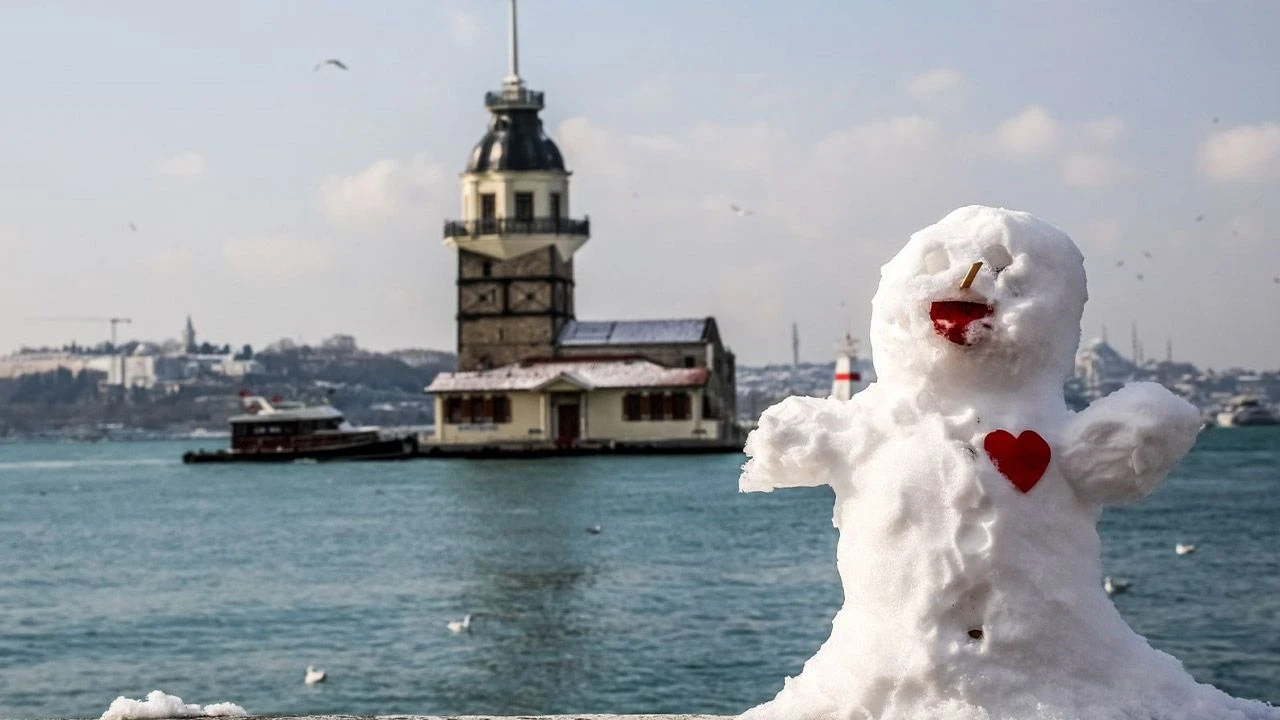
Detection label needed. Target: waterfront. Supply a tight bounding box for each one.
[1,430,1278,719]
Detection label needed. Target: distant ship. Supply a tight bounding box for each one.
[182,395,417,463]
[1215,395,1279,427]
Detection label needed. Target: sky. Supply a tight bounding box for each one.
[1,1,1278,370]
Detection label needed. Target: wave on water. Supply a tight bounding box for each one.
[0,458,171,472]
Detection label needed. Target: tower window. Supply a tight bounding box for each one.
[480,193,496,220]
[514,192,534,222]
[482,260,492,277]
[550,192,562,219]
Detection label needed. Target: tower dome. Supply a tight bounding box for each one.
[466,107,565,173]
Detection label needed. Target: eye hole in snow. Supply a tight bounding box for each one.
[923,248,950,274]
[983,245,1014,274]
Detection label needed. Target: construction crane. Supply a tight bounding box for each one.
[27,316,133,345]
[27,316,135,388]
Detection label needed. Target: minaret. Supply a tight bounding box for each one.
[443,0,590,371]
[831,332,861,401]
[183,315,197,353]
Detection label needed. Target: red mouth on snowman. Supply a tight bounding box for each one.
[930,301,994,345]
[929,260,995,345]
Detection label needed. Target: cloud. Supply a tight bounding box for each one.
[155,152,207,177]
[319,155,449,224]
[222,235,333,280]
[1081,218,1124,250]
[993,106,1060,159]
[451,10,477,46]
[1060,152,1127,188]
[815,115,941,159]
[144,247,194,275]
[1199,122,1280,182]
[1082,117,1125,145]
[905,68,966,108]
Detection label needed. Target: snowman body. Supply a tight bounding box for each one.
[739,207,1277,720]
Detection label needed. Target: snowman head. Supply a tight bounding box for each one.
[870,206,1087,394]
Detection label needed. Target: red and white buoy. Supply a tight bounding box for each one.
[831,332,861,401]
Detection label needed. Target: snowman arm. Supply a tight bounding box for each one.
[739,395,867,493]
[1057,382,1203,505]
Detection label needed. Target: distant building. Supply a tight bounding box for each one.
[183,315,197,354]
[425,3,738,449]
[1075,337,1134,399]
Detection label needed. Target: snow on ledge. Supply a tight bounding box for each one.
[100,691,246,720]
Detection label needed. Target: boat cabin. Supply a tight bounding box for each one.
[229,397,378,454]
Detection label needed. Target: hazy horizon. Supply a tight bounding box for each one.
[2,1,1278,370]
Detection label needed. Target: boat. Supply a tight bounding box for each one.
[182,395,418,463]
[1215,395,1279,427]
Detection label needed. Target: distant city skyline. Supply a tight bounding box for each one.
[1,1,1278,369]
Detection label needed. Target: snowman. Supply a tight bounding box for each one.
[739,206,1277,720]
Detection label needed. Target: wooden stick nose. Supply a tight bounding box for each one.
[960,261,983,290]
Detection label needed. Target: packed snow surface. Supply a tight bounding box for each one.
[100,691,246,720]
[740,206,1279,720]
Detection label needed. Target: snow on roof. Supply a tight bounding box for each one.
[557,318,709,346]
[426,358,710,393]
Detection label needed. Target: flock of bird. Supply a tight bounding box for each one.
[301,522,605,685]
[1104,542,1198,597]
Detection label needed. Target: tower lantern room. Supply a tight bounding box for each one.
[444,0,591,372]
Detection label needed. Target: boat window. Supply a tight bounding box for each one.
[446,397,463,424]
[469,396,485,423]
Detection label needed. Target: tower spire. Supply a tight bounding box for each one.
[505,0,522,87]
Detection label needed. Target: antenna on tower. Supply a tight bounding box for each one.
[505,0,522,87]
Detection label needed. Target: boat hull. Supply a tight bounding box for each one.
[183,436,418,463]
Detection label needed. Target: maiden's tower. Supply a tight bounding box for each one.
[425,0,738,453]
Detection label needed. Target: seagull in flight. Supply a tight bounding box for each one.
[729,203,753,217]
[128,222,137,232]
[313,59,348,72]
[447,613,473,633]
[304,665,327,684]
[1135,273,1145,281]
[1115,260,1125,268]
[1142,251,1153,259]
[1195,214,1205,223]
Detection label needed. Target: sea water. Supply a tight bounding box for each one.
[0,429,1276,719]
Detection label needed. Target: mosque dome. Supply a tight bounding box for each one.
[466,109,565,173]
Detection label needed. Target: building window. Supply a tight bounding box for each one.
[514,192,534,222]
[650,393,667,421]
[671,392,691,420]
[480,193,496,220]
[623,393,642,421]
[683,356,697,368]
[482,260,492,277]
[550,192,562,219]
[446,394,512,424]
[702,394,719,420]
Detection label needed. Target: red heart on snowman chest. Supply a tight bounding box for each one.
[983,429,1051,493]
